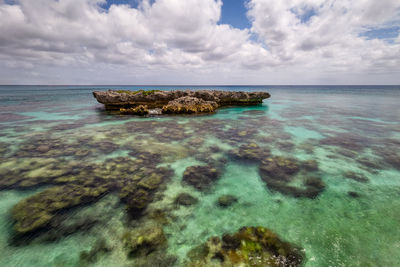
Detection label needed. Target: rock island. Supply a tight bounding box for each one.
[93,89,270,115]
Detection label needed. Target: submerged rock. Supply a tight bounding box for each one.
[174,193,198,206]
[182,165,220,191]
[9,155,172,236]
[187,226,304,266]
[79,238,112,265]
[93,89,270,114]
[348,191,360,198]
[122,224,167,258]
[343,171,369,183]
[12,184,108,234]
[259,156,325,199]
[217,195,238,207]
[228,143,270,162]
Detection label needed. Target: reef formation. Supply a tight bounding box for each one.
[187,226,304,266]
[93,89,270,115]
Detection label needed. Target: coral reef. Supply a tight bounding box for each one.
[174,193,199,206]
[187,226,304,266]
[12,184,108,234]
[79,238,112,265]
[343,171,369,183]
[228,143,270,161]
[122,224,167,258]
[8,154,172,235]
[182,165,220,191]
[259,156,325,199]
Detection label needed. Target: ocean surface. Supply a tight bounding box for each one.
[0,85,399,266]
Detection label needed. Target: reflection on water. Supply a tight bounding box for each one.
[0,86,400,266]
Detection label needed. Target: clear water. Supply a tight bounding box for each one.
[0,85,399,266]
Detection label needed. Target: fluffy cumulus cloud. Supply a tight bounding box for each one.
[0,0,399,84]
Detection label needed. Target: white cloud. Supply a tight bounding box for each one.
[0,0,399,84]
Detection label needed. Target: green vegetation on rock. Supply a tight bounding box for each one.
[187,226,304,266]
[115,89,161,96]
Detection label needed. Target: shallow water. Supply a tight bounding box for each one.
[0,85,400,266]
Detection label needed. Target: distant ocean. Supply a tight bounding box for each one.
[0,85,399,266]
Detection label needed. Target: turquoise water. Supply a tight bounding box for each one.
[0,85,400,266]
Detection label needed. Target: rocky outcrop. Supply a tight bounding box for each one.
[93,89,270,115]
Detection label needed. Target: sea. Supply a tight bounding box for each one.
[0,85,399,266]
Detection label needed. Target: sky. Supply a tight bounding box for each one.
[0,0,399,85]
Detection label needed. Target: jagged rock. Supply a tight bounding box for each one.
[148,108,163,115]
[93,89,270,114]
[174,193,198,206]
[182,165,220,191]
[162,96,218,114]
[187,226,304,266]
[217,195,238,207]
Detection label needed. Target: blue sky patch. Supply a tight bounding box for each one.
[101,0,252,29]
[360,26,400,41]
[219,0,251,29]
[101,0,139,9]
[4,0,16,5]
[290,7,317,24]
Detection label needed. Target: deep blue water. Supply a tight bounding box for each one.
[0,85,399,266]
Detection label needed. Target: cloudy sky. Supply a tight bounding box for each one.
[0,0,399,85]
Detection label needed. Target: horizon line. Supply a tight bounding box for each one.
[0,84,399,87]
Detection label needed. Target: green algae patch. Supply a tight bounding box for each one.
[187,226,304,266]
[115,89,161,96]
[122,224,167,257]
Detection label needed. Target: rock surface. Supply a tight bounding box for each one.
[120,105,149,115]
[93,89,270,114]
[162,96,217,114]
